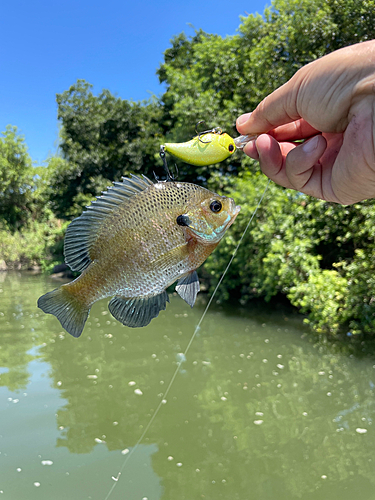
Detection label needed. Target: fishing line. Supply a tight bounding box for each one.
[103,178,271,500]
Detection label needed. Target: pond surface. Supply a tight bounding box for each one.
[0,272,375,499]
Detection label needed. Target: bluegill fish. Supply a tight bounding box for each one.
[38,175,240,337]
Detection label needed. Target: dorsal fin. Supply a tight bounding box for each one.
[64,175,154,272]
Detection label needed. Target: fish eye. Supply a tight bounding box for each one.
[210,200,222,213]
[228,144,234,152]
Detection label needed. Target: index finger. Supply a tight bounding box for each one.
[269,119,319,142]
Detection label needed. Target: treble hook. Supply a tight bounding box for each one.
[195,120,223,144]
[156,146,178,182]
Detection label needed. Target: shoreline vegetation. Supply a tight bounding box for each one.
[1,0,375,337]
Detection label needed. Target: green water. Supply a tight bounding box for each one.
[0,273,375,500]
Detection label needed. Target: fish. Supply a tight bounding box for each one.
[38,174,240,337]
[163,130,236,166]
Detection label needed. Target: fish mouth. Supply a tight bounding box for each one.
[227,198,241,225]
[221,204,240,233]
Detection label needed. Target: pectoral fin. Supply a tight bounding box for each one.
[108,291,169,328]
[175,270,200,308]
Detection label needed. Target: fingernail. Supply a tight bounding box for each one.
[302,136,319,153]
[237,112,252,125]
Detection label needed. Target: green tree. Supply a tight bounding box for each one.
[0,134,68,269]
[0,126,35,229]
[50,80,164,218]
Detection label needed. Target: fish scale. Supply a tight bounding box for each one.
[38,174,240,337]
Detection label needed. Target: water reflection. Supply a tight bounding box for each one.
[0,273,36,390]
[0,273,375,500]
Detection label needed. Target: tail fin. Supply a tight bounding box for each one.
[38,286,90,338]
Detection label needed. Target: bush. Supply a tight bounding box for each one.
[288,270,348,334]
[0,218,68,270]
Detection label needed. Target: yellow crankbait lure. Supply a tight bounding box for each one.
[161,125,257,167]
[162,127,234,166]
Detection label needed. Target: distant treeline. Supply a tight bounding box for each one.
[1,0,375,336]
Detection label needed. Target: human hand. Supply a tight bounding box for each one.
[236,40,375,205]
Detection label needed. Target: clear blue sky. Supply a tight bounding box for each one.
[0,0,268,164]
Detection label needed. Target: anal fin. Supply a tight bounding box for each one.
[108,291,169,328]
[175,270,200,308]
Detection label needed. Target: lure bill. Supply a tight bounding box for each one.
[234,134,258,149]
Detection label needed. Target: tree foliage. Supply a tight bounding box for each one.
[0,128,67,268]
[0,126,35,229]
[49,81,164,217]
